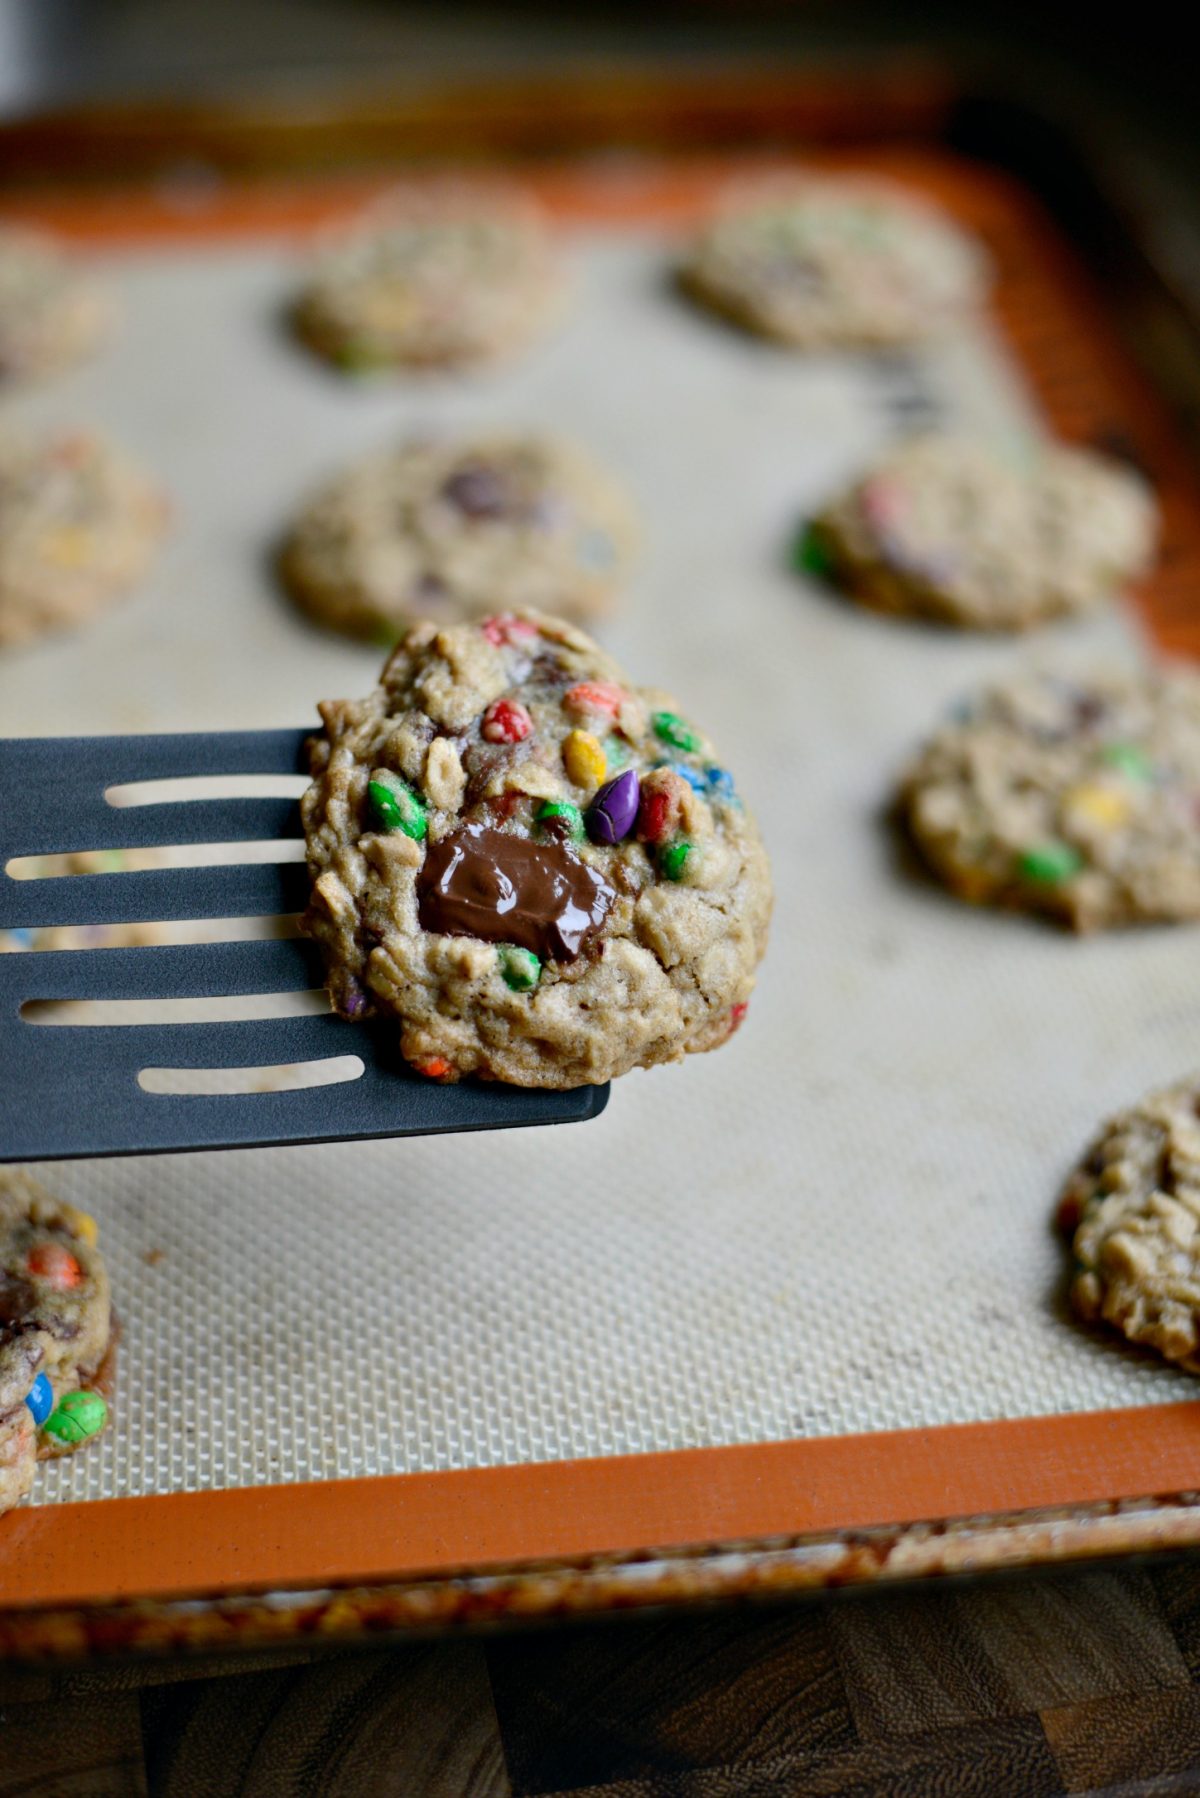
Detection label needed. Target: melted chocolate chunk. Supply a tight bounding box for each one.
[418,824,614,962]
[0,1270,37,1325]
[0,1270,39,1344]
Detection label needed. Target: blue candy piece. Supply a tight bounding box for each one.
[654,759,707,795]
[704,766,737,800]
[25,1372,53,1427]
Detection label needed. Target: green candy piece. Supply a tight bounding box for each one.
[1018,842,1083,885]
[43,1389,107,1446]
[368,772,427,841]
[652,712,700,755]
[335,339,387,374]
[498,944,541,991]
[660,841,694,882]
[535,800,584,842]
[603,736,631,770]
[792,520,832,578]
[1100,742,1154,781]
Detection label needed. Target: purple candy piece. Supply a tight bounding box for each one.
[585,768,640,845]
[340,977,369,1020]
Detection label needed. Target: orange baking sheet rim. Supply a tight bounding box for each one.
[3,149,1200,1613]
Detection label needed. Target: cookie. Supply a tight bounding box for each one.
[0,427,169,648]
[1059,1079,1200,1374]
[0,226,110,383]
[294,183,565,372]
[900,669,1200,932]
[0,1170,113,1514]
[806,434,1157,631]
[281,433,637,641]
[301,611,772,1087]
[680,177,988,350]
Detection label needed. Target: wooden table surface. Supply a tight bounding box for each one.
[5,1556,1200,1794]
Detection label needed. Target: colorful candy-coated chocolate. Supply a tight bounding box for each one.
[652,711,700,754]
[62,1205,98,1247]
[335,338,386,374]
[705,766,737,800]
[26,1241,82,1289]
[563,729,606,789]
[536,800,584,842]
[636,769,687,845]
[793,521,832,578]
[25,1372,53,1427]
[603,736,631,769]
[1100,742,1154,781]
[481,613,538,648]
[655,759,707,795]
[658,708,705,751]
[43,1389,107,1446]
[368,771,427,840]
[340,980,369,1020]
[660,841,694,882]
[1063,784,1131,831]
[638,788,672,845]
[729,1001,749,1032]
[482,698,533,744]
[413,1055,453,1080]
[1018,842,1083,884]
[498,944,541,991]
[564,680,624,722]
[585,769,640,845]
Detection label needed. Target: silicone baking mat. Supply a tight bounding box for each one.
[3,146,1200,1626]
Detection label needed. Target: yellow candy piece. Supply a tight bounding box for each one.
[1063,784,1131,831]
[60,1204,98,1246]
[563,729,606,791]
[42,526,92,568]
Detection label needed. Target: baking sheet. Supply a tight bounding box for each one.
[2,205,1198,1513]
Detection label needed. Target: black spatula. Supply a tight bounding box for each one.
[0,729,608,1161]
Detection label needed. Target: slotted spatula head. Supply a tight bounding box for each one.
[0,729,608,1161]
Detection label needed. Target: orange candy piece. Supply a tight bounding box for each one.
[564,681,624,722]
[26,1241,83,1289]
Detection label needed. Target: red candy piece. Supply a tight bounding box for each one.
[638,788,672,844]
[482,699,533,744]
[414,1055,453,1080]
[729,1001,749,1033]
[26,1242,83,1289]
[481,613,538,648]
[564,681,624,721]
[637,769,687,845]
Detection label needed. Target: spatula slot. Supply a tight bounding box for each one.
[106,774,310,808]
[22,989,330,1027]
[6,839,307,880]
[1,915,301,951]
[138,1055,364,1096]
